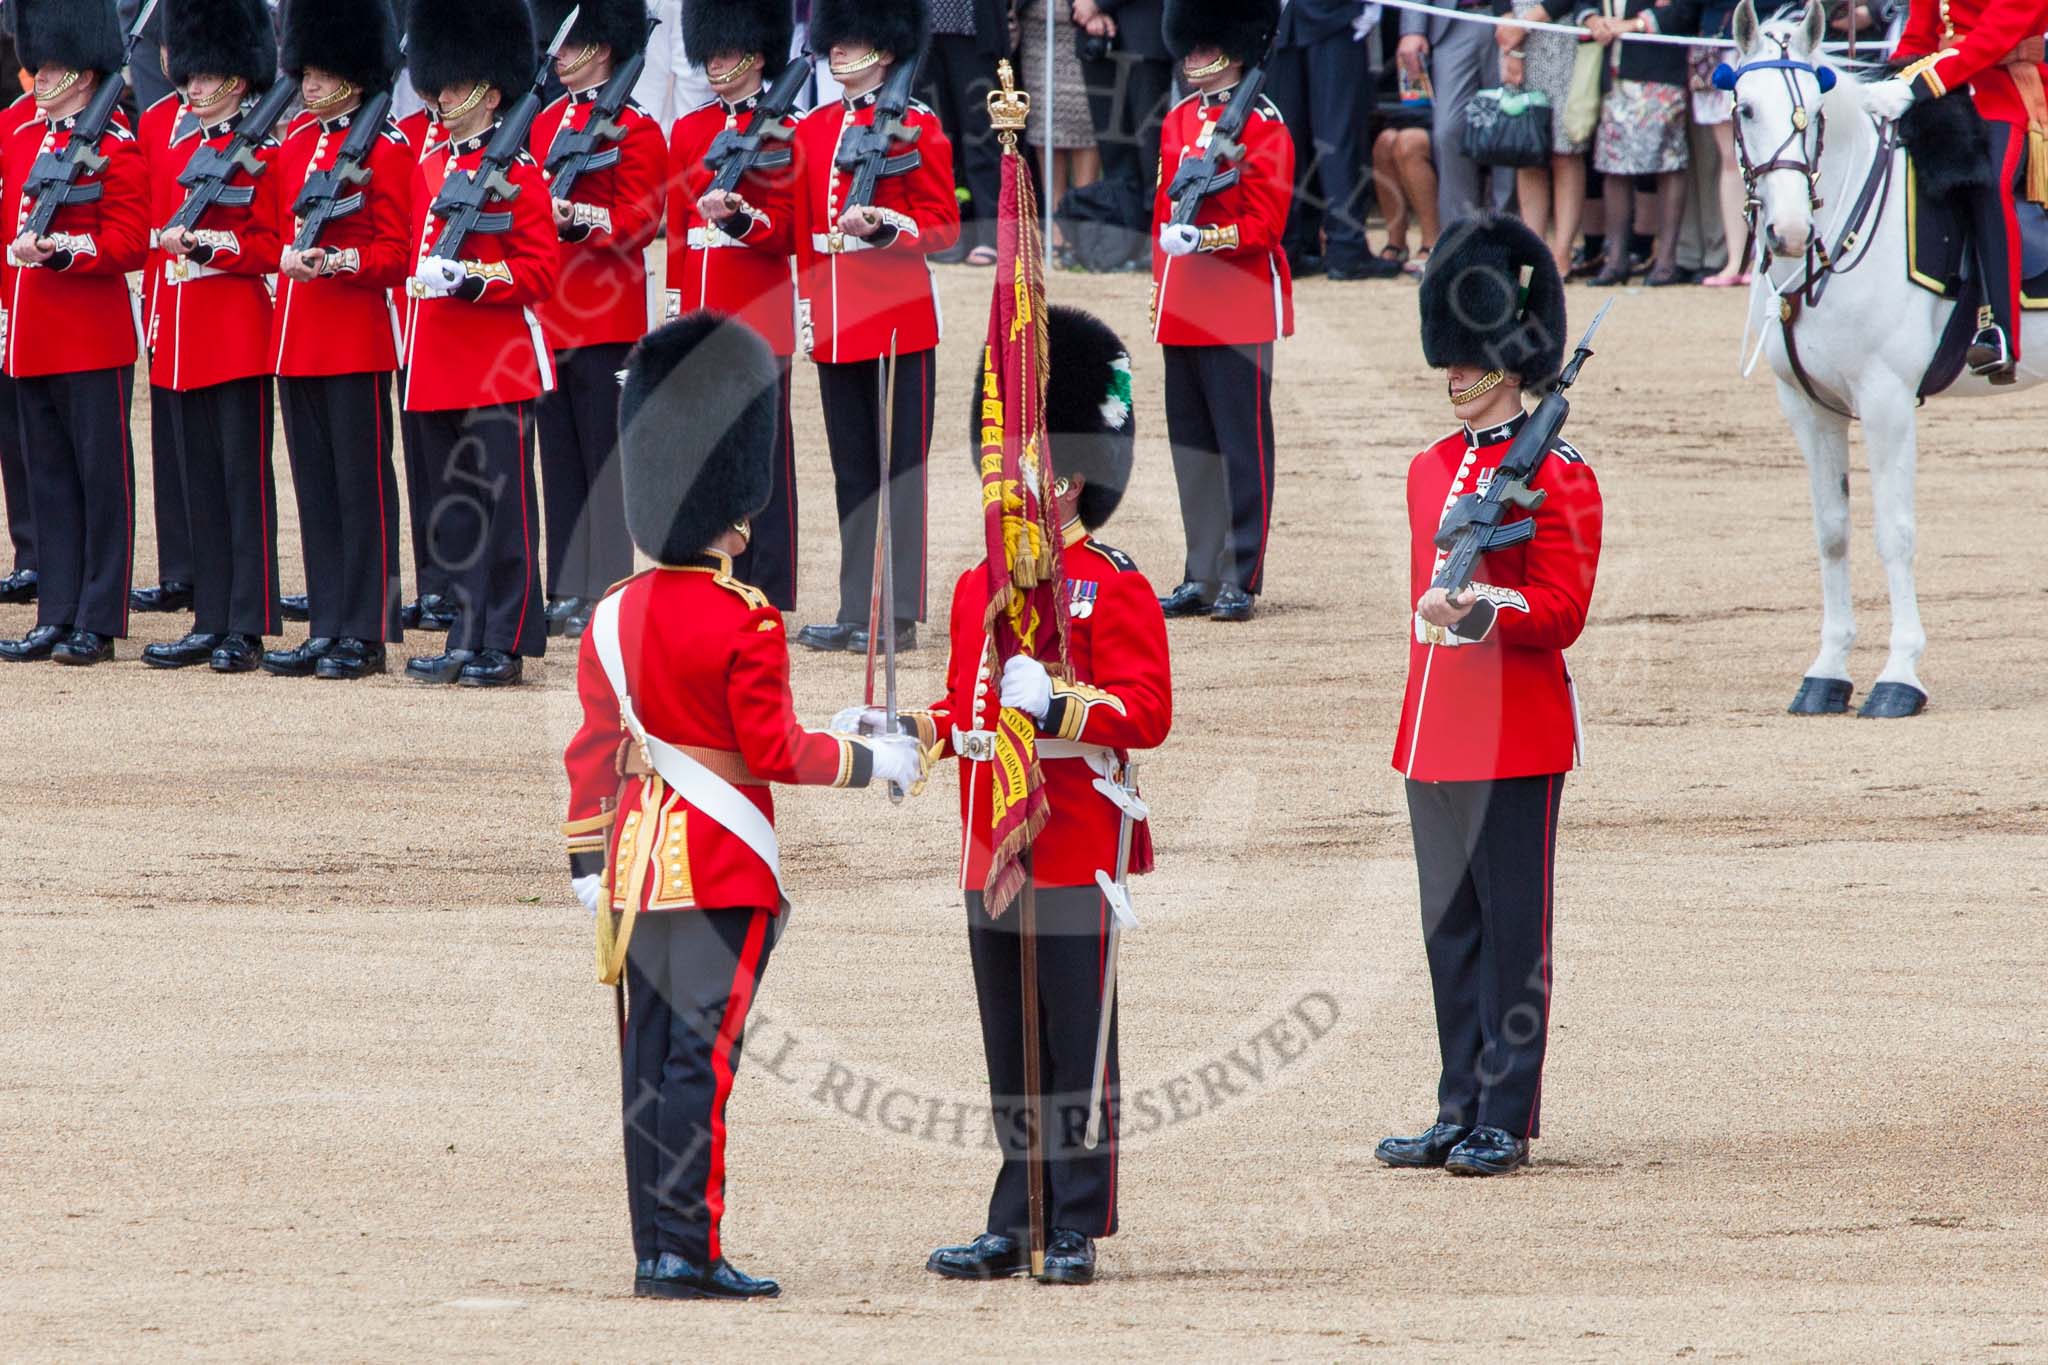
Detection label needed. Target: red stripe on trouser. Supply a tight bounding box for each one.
[704,909,771,1261]
[1526,775,1556,1139]
[1249,342,1273,590]
[511,406,533,650]
[1999,129,2024,361]
[117,370,134,636]
[1098,890,1117,1236]
[258,383,277,634]
[374,380,389,638]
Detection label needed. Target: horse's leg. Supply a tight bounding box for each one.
[1777,380,1857,714]
[1854,386,1930,717]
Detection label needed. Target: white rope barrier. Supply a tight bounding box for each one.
[1372,0,1893,58]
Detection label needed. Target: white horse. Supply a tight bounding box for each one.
[1728,0,2043,716]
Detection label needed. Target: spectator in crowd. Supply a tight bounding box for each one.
[1019,0,1103,259]
[1579,0,1698,286]
[1399,0,1511,226]
[1075,0,1174,242]
[1497,3,1589,276]
[1271,0,1398,279]
[118,0,178,109]
[921,0,1010,264]
[638,0,716,127]
[1371,40,1440,273]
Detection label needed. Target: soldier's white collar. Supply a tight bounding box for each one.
[1463,408,1530,448]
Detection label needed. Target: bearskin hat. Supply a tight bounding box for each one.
[966,307,1138,531]
[532,0,652,66]
[406,0,535,101]
[165,0,279,91]
[809,0,928,65]
[682,0,796,77]
[13,0,125,76]
[1163,0,1278,64]
[619,313,780,565]
[280,0,402,92]
[1419,212,1568,390]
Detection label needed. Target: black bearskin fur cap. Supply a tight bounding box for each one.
[166,0,279,91]
[1899,89,1993,198]
[1419,211,1568,390]
[1163,0,1278,63]
[619,313,780,564]
[533,0,652,65]
[406,0,535,101]
[14,0,125,76]
[281,0,403,92]
[966,306,1138,532]
[682,0,796,76]
[809,0,928,65]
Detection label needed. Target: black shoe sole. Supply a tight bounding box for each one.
[796,634,854,653]
[1444,1155,1528,1177]
[405,670,463,685]
[457,672,523,688]
[142,654,211,670]
[210,658,259,674]
[925,1258,1030,1282]
[53,650,112,666]
[1374,1148,1451,1169]
[259,663,320,678]
[641,1277,779,1300]
[1036,1265,1096,1285]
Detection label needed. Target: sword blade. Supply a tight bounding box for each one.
[1084,761,1140,1149]
[881,332,899,732]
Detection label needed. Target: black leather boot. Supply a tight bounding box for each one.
[1375,1122,1474,1169]
[1,568,41,604]
[1040,1229,1096,1285]
[315,639,387,679]
[925,1233,1028,1281]
[405,648,476,684]
[1158,581,1213,617]
[279,593,311,622]
[142,631,225,669]
[0,623,68,661]
[1444,1125,1530,1176]
[260,638,334,677]
[209,634,262,673]
[457,648,523,687]
[53,629,114,665]
[795,621,858,652]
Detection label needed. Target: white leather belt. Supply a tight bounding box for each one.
[954,728,1113,775]
[811,231,871,255]
[687,226,743,249]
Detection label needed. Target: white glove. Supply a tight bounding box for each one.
[1864,78,1916,122]
[1000,654,1054,719]
[411,256,468,298]
[830,705,868,735]
[863,734,925,789]
[1159,223,1201,257]
[571,874,605,918]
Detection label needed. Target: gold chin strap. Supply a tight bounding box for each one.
[303,80,356,112]
[189,75,245,118]
[439,81,489,125]
[559,42,599,79]
[1450,369,1507,406]
[708,53,758,88]
[830,48,883,78]
[1184,54,1231,79]
[38,69,81,103]
[731,519,753,545]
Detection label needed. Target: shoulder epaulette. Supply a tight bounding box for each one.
[1083,540,1138,573]
[1254,96,1284,121]
[712,569,771,610]
[378,124,410,147]
[1550,437,1587,466]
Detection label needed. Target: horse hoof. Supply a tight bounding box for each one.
[1788,676,1853,715]
[1857,681,1929,718]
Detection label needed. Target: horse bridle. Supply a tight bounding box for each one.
[1718,40,1837,268]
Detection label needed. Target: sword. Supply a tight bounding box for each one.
[1083,762,1147,1149]
[862,331,904,802]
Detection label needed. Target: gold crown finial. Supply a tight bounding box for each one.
[987,59,1031,141]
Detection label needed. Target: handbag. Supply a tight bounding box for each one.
[1460,85,1553,169]
[1564,42,1603,145]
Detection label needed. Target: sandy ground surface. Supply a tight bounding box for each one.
[3,264,2046,1363]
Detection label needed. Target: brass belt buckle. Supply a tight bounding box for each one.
[954,728,997,763]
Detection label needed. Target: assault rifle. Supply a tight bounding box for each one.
[542,12,660,202]
[289,87,394,253]
[165,76,303,238]
[1432,300,1612,596]
[703,55,811,195]
[1164,35,1276,229]
[424,6,581,265]
[18,0,159,241]
[832,56,925,215]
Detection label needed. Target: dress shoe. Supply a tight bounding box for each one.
[1040,1229,1096,1285]
[209,634,262,673]
[315,638,386,679]
[457,648,524,688]
[0,623,69,661]
[402,594,456,633]
[1288,250,1326,278]
[279,593,311,622]
[1968,323,2018,383]
[53,629,113,666]
[1374,1122,1474,1169]
[1444,1125,1530,1176]
[129,580,192,612]
[562,601,593,639]
[642,1251,780,1300]
[1158,581,1213,618]
[848,620,916,654]
[260,637,335,677]
[543,596,588,637]
[142,632,225,669]
[1327,257,1405,281]
[795,621,859,652]
[926,1232,1028,1281]
[405,648,477,685]
[1209,584,1257,622]
[633,1257,658,1298]
[0,568,38,604]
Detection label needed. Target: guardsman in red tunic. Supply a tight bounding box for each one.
[261,0,415,679]
[0,0,146,664]
[0,83,41,608]
[130,42,197,620]
[1872,0,2048,379]
[669,0,803,612]
[391,103,455,634]
[789,0,960,655]
[400,0,563,687]
[1152,0,1292,625]
[855,309,1172,1286]
[1377,214,1602,1178]
[529,0,664,641]
[140,0,286,675]
[561,314,925,1301]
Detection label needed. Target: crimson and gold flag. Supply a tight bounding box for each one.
[972,109,1070,920]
